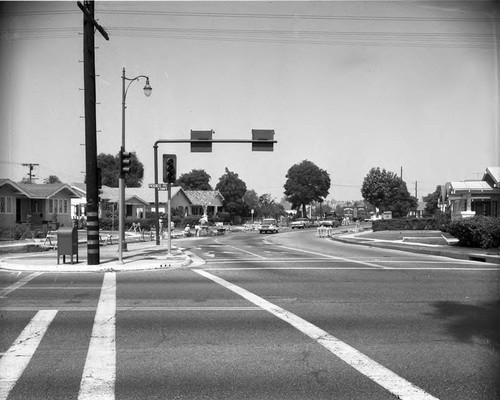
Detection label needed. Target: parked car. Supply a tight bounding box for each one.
[259,218,279,234]
[291,217,312,229]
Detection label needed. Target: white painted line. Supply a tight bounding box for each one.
[0,272,43,297]
[195,269,439,400]
[0,310,58,400]
[79,272,116,400]
[202,265,499,271]
[277,244,392,269]
[226,244,266,259]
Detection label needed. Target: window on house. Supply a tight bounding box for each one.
[0,196,12,214]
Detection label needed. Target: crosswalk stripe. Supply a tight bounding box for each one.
[195,269,440,400]
[0,310,58,400]
[79,272,116,400]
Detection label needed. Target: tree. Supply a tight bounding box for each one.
[284,160,330,217]
[243,189,259,216]
[95,152,144,187]
[361,167,417,218]
[257,193,285,219]
[215,168,247,221]
[44,175,61,184]
[97,153,118,187]
[177,169,212,190]
[423,186,442,216]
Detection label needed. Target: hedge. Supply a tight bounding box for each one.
[447,216,500,249]
[372,218,446,232]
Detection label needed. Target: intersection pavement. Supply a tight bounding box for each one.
[0,228,499,272]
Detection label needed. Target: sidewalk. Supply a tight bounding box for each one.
[330,229,500,264]
[0,240,193,272]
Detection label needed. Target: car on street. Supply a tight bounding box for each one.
[290,217,312,229]
[259,218,279,234]
[319,212,341,227]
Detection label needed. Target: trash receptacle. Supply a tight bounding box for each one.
[57,227,79,264]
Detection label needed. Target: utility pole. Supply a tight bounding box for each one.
[21,163,39,183]
[78,1,109,265]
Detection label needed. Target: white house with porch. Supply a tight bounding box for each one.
[441,167,500,220]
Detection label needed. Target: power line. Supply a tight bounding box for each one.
[4,25,497,49]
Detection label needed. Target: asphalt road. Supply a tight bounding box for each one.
[1,229,499,399]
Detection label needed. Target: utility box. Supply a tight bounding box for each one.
[57,227,79,264]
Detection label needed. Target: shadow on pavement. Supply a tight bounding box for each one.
[426,300,500,351]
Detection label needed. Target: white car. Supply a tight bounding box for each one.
[291,217,312,229]
[259,218,279,234]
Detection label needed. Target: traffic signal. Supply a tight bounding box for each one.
[163,154,177,184]
[120,148,132,176]
[252,129,275,151]
[191,130,214,152]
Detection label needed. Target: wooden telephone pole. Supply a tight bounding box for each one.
[77,1,108,265]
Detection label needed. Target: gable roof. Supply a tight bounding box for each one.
[100,185,190,204]
[0,179,81,199]
[184,190,224,206]
[483,167,500,187]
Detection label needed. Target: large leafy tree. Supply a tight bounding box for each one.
[177,169,212,190]
[284,160,330,217]
[361,167,417,217]
[95,152,144,187]
[215,168,247,220]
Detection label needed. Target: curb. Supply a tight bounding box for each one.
[330,236,500,264]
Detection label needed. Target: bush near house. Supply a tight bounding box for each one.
[0,225,46,240]
[447,216,500,249]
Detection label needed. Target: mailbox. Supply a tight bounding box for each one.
[57,227,79,264]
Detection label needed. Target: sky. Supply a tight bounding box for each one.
[1,1,499,203]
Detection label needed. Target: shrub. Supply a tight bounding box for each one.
[448,216,500,249]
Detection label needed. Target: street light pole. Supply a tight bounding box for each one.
[119,67,152,263]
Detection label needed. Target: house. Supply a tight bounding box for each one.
[184,190,224,217]
[407,201,426,218]
[441,167,500,220]
[70,183,87,220]
[0,179,82,228]
[99,186,192,218]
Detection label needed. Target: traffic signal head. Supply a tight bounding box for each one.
[163,154,177,184]
[120,149,132,176]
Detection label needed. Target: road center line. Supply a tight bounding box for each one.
[194,269,439,400]
[0,309,58,400]
[79,272,116,400]
[0,272,43,297]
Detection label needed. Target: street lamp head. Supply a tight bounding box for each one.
[143,78,152,97]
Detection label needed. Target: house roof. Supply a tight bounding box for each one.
[100,185,189,204]
[0,179,81,199]
[483,167,500,187]
[447,181,495,192]
[184,190,224,206]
